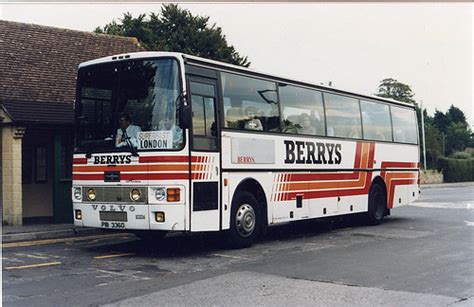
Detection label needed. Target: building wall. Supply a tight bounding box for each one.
[1,123,24,225]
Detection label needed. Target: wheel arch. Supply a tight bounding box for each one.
[234,178,269,229]
[371,175,389,212]
[371,175,387,193]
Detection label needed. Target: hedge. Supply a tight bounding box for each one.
[437,157,474,182]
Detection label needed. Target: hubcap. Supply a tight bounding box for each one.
[235,204,256,238]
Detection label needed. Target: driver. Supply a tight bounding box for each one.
[116,113,142,148]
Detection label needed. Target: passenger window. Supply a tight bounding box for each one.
[221,72,280,132]
[279,85,325,136]
[324,93,362,139]
[390,106,418,144]
[360,100,392,141]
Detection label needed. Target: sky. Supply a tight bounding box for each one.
[1,2,472,126]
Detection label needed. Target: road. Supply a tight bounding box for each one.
[2,184,473,306]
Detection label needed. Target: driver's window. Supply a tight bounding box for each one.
[190,81,217,151]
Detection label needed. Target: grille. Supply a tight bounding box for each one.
[83,187,147,203]
[99,211,128,222]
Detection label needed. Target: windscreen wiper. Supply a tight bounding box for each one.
[85,142,94,158]
[121,129,139,157]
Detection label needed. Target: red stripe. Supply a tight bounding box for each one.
[354,142,362,169]
[145,173,189,180]
[287,172,359,182]
[368,143,375,168]
[387,179,417,208]
[381,161,418,169]
[380,161,418,178]
[283,185,369,200]
[139,156,190,163]
[72,173,103,180]
[73,158,87,165]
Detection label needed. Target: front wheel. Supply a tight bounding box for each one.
[226,191,261,249]
[366,183,387,225]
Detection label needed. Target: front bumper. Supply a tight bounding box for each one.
[73,203,186,231]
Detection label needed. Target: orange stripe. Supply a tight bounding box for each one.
[191,165,205,171]
[286,173,364,191]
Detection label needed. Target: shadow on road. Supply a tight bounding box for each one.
[84,214,410,259]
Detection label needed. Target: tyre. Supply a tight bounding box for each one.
[133,230,167,241]
[366,183,387,225]
[227,191,261,248]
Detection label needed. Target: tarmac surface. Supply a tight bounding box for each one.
[2,184,473,306]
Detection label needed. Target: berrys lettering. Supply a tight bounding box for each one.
[284,140,342,164]
[93,155,132,165]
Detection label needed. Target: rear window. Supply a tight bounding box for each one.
[390,106,418,144]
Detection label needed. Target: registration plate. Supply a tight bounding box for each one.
[99,211,127,222]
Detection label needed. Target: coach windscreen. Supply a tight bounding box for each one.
[75,58,183,154]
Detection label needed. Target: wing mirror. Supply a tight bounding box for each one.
[178,92,191,129]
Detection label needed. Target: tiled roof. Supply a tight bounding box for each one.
[0,20,144,108]
[2,100,74,125]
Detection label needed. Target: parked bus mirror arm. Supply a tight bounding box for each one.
[178,91,192,129]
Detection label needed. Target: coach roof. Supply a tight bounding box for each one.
[78,51,414,108]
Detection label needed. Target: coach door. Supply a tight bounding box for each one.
[188,76,221,231]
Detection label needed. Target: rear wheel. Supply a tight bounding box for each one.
[366,183,387,225]
[227,191,261,248]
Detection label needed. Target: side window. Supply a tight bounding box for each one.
[390,106,418,144]
[221,72,280,132]
[280,85,326,136]
[360,100,392,141]
[324,93,362,139]
[190,81,217,151]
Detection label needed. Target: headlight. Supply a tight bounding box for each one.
[87,188,96,201]
[155,188,166,201]
[73,187,82,201]
[130,189,141,201]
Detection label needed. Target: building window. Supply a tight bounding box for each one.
[35,146,47,183]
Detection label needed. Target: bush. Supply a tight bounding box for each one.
[437,156,474,182]
[449,151,472,159]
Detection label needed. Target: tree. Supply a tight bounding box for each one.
[95,4,250,67]
[445,122,471,155]
[424,123,443,168]
[433,110,449,134]
[376,78,415,104]
[447,105,467,125]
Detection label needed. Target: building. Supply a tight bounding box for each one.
[0,20,143,225]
